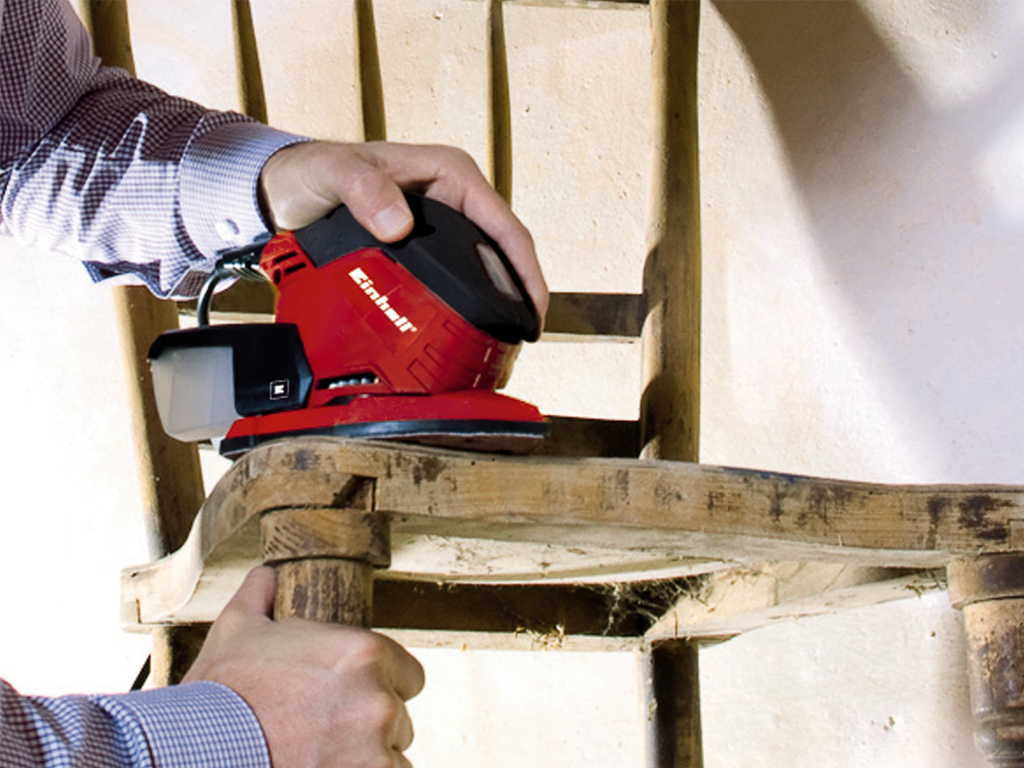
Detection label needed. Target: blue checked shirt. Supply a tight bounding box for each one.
[0,0,307,764]
[1,680,270,767]
[0,0,306,297]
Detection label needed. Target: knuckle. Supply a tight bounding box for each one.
[448,146,474,165]
[434,144,478,171]
[343,165,388,200]
[365,692,402,732]
[347,631,390,665]
[335,632,400,680]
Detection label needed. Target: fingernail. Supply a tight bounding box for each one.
[373,203,413,241]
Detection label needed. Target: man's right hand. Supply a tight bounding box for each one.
[259,140,550,323]
[184,567,425,768]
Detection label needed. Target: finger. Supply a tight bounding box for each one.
[221,566,276,620]
[459,189,549,320]
[391,700,415,752]
[363,144,549,319]
[376,635,425,701]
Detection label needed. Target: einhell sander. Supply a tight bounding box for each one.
[147,194,547,458]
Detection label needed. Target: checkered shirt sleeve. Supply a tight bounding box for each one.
[0,0,308,298]
[1,679,270,768]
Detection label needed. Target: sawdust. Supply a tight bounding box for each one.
[515,623,566,649]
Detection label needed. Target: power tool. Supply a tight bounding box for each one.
[147,193,547,459]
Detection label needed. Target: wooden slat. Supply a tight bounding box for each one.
[641,1,703,764]
[374,580,658,637]
[231,0,268,123]
[645,563,944,642]
[486,0,513,201]
[641,0,701,464]
[385,629,640,652]
[544,292,645,340]
[121,437,1024,630]
[354,0,386,142]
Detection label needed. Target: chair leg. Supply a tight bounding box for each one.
[149,626,210,687]
[949,553,1024,766]
[645,640,703,768]
[260,480,389,628]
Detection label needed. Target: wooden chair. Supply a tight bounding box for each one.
[88,1,1022,765]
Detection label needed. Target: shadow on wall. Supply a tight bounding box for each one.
[712,0,1024,482]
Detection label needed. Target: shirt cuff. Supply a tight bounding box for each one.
[180,121,309,258]
[103,681,270,768]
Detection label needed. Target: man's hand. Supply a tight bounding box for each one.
[184,567,424,768]
[259,141,549,320]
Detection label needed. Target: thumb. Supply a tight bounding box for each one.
[260,143,414,240]
[333,153,415,243]
[223,566,276,620]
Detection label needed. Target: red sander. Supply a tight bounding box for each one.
[148,194,547,458]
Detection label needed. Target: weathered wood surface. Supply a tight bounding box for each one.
[354,0,386,142]
[646,563,945,642]
[949,554,1024,766]
[264,476,388,626]
[645,640,703,768]
[486,0,512,202]
[122,436,1024,630]
[643,0,704,763]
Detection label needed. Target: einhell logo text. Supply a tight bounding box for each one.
[348,267,418,333]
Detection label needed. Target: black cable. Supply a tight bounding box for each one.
[130,655,151,691]
[196,238,271,326]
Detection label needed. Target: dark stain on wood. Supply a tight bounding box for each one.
[769,484,785,523]
[926,497,949,550]
[292,449,311,472]
[706,490,725,514]
[616,470,630,502]
[963,612,1024,760]
[291,581,309,615]
[654,480,683,506]
[332,476,374,510]
[958,495,1011,542]
[412,457,447,486]
[722,466,804,485]
[798,486,850,529]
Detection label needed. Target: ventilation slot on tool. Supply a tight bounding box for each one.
[318,373,379,390]
[268,251,298,267]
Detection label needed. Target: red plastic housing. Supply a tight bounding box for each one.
[259,232,522,407]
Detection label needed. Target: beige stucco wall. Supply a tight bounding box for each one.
[3,1,1022,765]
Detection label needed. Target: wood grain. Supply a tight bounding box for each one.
[274,558,375,626]
[121,437,1024,632]
[641,0,701,464]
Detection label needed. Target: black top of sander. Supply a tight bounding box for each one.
[292,193,540,345]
